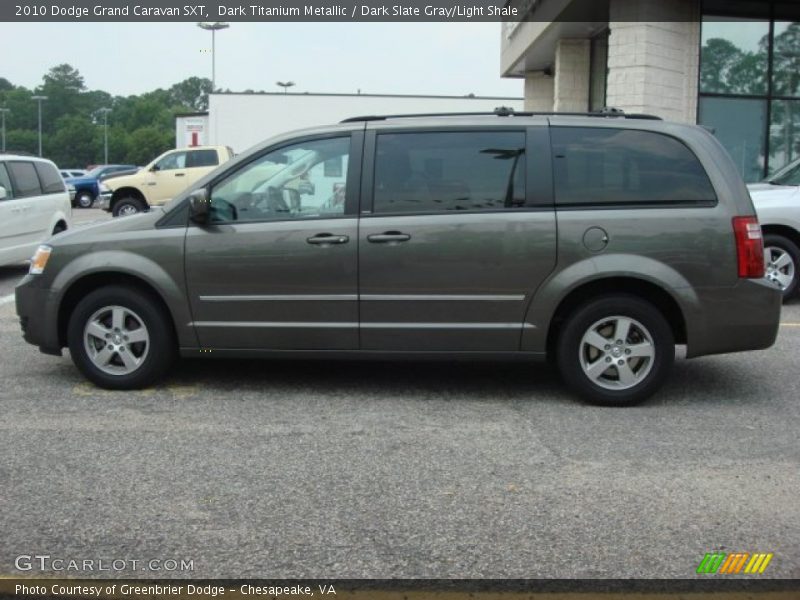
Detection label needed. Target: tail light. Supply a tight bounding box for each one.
[732,216,765,278]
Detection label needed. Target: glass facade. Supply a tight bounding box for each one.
[699,2,800,181]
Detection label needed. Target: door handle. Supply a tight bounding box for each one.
[307,233,349,245]
[367,231,411,243]
[175,173,185,177]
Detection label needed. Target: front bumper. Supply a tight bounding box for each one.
[15,277,62,356]
[97,192,112,211]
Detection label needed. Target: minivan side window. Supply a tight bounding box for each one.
[551,127,717,207]
[34,161,66,194]
[373,131,527,214]
[208,136,350,223]
[0,163,14,200]
[7,162,43,198]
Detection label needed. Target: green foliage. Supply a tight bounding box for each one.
[0,64,211,167]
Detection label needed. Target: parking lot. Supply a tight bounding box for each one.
[0,210,798,579]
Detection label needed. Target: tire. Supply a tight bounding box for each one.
[556,294,675,406]
[67,285,176,389]
[763,234,800,301]
[112,196,146,217]
[76,190,94,209]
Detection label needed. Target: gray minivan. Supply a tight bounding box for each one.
[15,110,781,405]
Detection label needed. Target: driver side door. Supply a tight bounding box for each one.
[146,150,189,205]
[184,133,362,351]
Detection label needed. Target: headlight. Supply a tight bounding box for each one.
[99,183,111,193]
[29,245,52,275]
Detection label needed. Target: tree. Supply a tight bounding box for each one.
[42,64,85,92]
[126,126,173,165]
[169,77,212,111]
[2,64,215,166]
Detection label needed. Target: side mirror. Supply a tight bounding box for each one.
[0,185,7,201]
[188,188,210,224]
[149,164,160,172]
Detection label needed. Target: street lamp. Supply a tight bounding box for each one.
[31,95,48,157]
[197,22,229,91]
[276,81,295,94]
[0,108,9,153]
[97,107,112,164]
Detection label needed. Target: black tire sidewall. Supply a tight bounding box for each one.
[112,197,145,217]
[67,285,175,389]
[763,234,800,300]
[556,294,675,406]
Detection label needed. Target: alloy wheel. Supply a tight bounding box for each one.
[83,305,150,375]
[579,316,655,391]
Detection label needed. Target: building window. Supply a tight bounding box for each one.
[699,2,800,181]
[589,30,609,112]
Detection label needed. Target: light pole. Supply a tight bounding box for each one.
[0,108,9,153]
[276,81,295,94]
[31,95,47,157]
[97,107,112,164]
[197,22,229,90]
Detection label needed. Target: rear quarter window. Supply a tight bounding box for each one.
[7,161,43,198]
[34,161,66,194]
[552,127,717,207]
[186,149,219,168]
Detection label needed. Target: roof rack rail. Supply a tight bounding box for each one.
[340,106,662,123]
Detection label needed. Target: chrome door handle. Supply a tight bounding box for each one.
[307,233,349,245]
[367,231,411,243]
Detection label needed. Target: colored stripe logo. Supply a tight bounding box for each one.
[697,552,773,574]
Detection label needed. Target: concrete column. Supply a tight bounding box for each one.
[606,0,701,123]
[524,71,555,111]
[554,39,591,112]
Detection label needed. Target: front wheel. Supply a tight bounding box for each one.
[67,285,176,389]
[763,234,799,301]
[556,295,674,406]
[112,196,147,217]
[76,190,94,209]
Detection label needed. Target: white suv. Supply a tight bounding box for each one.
[0,155,72,267]
[748,158,800,301]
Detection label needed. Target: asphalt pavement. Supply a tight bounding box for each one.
[0,215,798,579]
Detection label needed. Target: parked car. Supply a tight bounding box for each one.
[747,157,800,301]
[63,164,137,209]
[15,111,781,405]
[98,146,234,217]
[59,169,87,179]
[0,154,71,266]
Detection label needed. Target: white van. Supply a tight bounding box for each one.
[0,155,72,266]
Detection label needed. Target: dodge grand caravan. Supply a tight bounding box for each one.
[15,110,781,405]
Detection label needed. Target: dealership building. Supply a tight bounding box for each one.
[501,0,800,181]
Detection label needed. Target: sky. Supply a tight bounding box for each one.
[0,22,523,98]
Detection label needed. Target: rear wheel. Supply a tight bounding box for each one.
[112,196,146,217]
[763,234,799,301]
[556,295,674,406]
[67,285,176,389]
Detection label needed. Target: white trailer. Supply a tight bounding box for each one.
[204,92,524,154]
